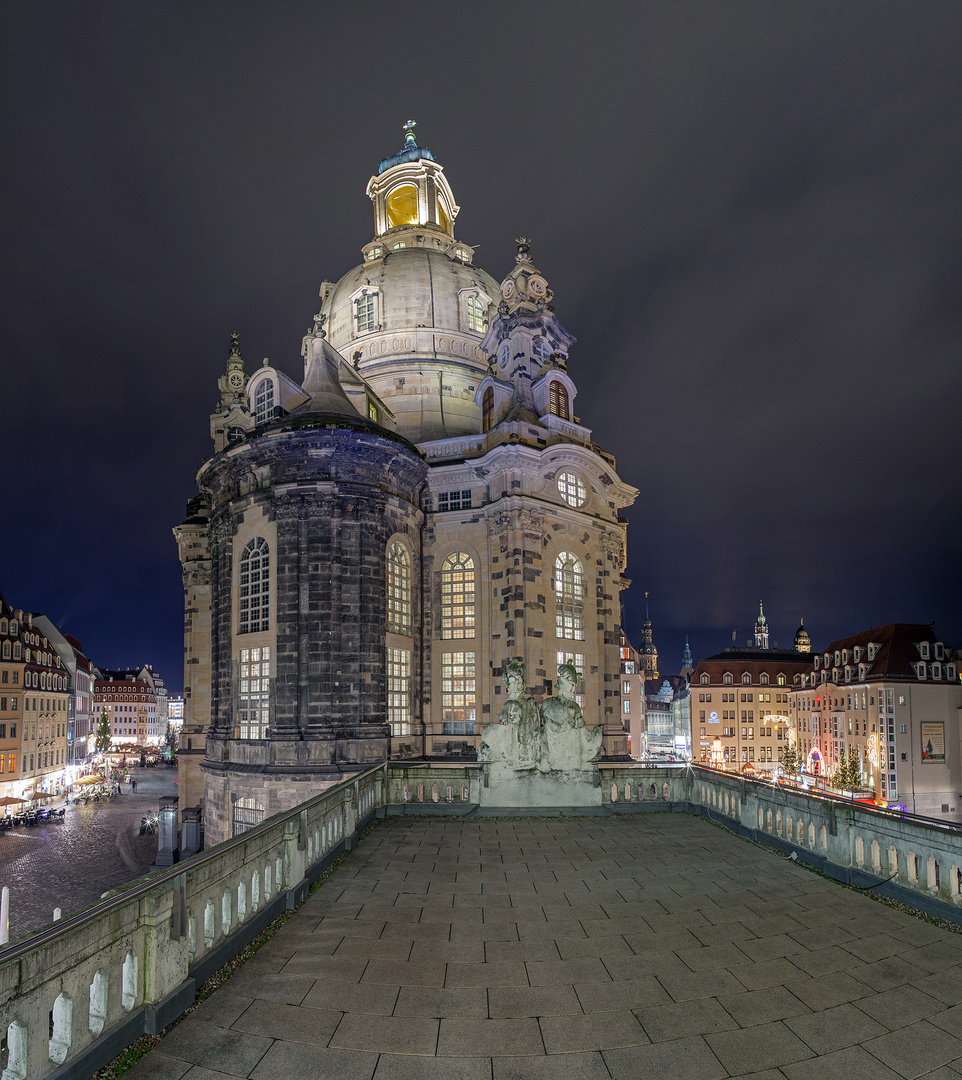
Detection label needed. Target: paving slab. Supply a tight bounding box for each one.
[126,815,962,1080]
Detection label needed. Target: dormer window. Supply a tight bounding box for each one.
[932,663,941,680]
[759,672,769,685]
[858,664,867,681]
[741,673,751,685]
[834,651,841,666]
[723,672,733,685]
[916,662,927,679]
[867,643,878,660]
[919,642,930,659]
[252,378,275,425]
[853,646,861,662]
[777,674,786,687]
[842,650,849,664]
[844,666,852,681]
[947,664,956,681]
[353,289,380,335]
[700,673,710,685]
[935,643,944,660]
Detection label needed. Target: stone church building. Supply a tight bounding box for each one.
[175,125,638,843]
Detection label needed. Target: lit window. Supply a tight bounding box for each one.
[387,543,411,635]
[466,295,486,333]
[482,387,494,432]
[253,378,275,425]
[555,552,584,640]
[441,652,476,734]
[549,381,569,419]
[233,797,264,836]
[355,292,377,333]
[238,647,270,739]
[438,490,471,511]
[557,471,587,508]
[557,652,585,706]
[239,537,270,634]
[387,649,411,737]
[441,552,475,639]
[368,402,378,422]
[534,339,552,362]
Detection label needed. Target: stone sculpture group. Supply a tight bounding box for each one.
[478,659,602,777]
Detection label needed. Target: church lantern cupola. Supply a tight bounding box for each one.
[365,121,461,253]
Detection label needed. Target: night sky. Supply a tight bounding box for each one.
[3,2,960,692]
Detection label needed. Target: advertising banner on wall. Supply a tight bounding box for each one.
[921,722,945,762]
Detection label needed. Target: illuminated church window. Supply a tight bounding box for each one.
[239,538,270,634]
[238,647,269,740]
[386,184,418,228]
[387,543,411,635]
[442,652,475,734]
[440,552,475,639]
[549,380,569,419]
[466,294,486,332]
[355,292,377,333]
[253,378,274,425]
[388,648,411,737]
[557,471,586,507]
[555,552,584,640]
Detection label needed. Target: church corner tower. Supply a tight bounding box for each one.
[177,125,638,844]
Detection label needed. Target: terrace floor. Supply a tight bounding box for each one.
[126,813,962,1079]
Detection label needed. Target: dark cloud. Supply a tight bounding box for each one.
[2,0,960,685]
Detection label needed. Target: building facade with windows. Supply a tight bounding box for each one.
[177,126,637,844]
[0,592,25,799]
[94,666,167,749]
[691,608,813,773]
[789,623,962,818]
[34,616,94,767]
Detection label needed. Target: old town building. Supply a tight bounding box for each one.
[790,623,962,817]
[94,666,167,748]
[692,606,813,773]
[176,125,638,843]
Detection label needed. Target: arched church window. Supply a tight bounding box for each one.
[466,295,486,333]
[386,184,418,228]
[387,543,411,635]
[440,552,475,640]
[549,381,569,420]
[481,387,494,433]
[555,552,584,641]
[239,538,270,634]
[253,379,275,425]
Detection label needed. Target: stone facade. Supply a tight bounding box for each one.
[178,127,637,844]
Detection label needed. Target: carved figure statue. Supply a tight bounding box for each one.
[541,662,602,768]
[478,659,545,770]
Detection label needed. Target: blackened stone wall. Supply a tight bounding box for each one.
[198,418,426,843]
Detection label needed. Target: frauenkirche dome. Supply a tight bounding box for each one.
[319,122,501,443]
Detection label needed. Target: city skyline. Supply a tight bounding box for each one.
[2,2,960,690]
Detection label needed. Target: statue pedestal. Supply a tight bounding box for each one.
[479,762,601,808]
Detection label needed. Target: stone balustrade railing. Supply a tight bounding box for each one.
[5,760,962,1080]
[0,766,383,1080]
